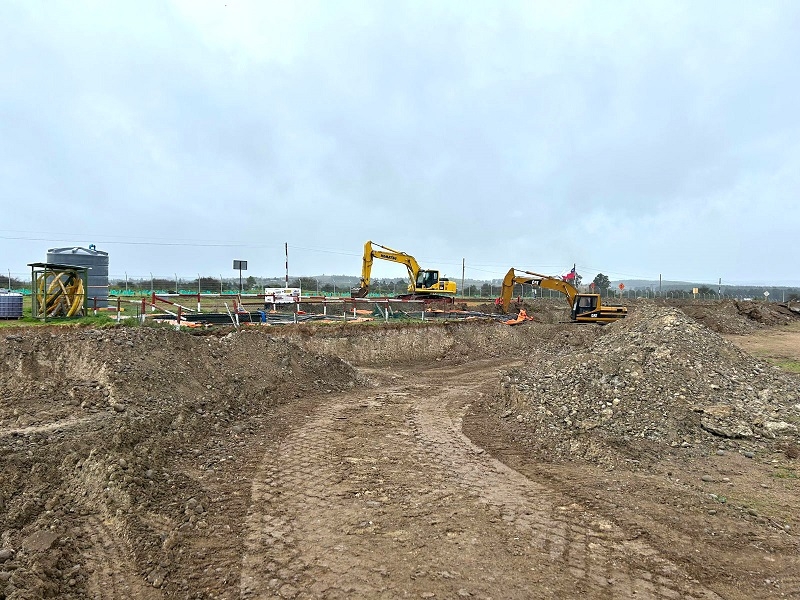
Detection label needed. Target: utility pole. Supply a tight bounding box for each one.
[461,258,465,296]
[659,274,662,297]
[718,277,721,299]
[285,242,289,288]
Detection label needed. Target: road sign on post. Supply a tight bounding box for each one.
[233,260,248,293]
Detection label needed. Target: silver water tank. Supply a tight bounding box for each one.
[0,290,23,319]
[47,246,109,308]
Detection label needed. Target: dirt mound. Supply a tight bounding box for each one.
[283,319,606,366]
[492,304,800,467]
[734,300,798,326]
[0,327,356,599]
[521,299,571,324]
[678,299,798,334]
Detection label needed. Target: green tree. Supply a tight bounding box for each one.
[290,277,318,292]
[592,273,610,292]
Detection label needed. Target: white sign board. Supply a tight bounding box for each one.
[764,291,770,298]
[264,287,301,304]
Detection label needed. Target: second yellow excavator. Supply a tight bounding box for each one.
[498,267,627,324]
[351,241,457,302]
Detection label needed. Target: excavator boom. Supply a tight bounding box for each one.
[352,241,418,298]
[500,268,575,312]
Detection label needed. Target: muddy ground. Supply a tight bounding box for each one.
[1,300,799,599]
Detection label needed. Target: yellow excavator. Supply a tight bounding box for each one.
[498,267,627,324]
[351,241,457,302]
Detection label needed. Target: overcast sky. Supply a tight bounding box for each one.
[2,0,799,286]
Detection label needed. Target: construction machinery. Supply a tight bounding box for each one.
[498,267,627,324]
[351,241,457,302]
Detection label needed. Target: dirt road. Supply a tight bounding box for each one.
[235,359,722,599]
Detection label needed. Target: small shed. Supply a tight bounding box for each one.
[28,262,90,320]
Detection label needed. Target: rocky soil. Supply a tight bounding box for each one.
[675,300,798,334]
[0,300,798,599]
[491,304,800,465]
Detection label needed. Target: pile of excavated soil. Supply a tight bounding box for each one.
[492,304,800,468]
[0,327,356,599]
[677,300,799,334]
[283,318,604,366]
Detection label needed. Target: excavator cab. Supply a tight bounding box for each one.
[571,294,599,320]
[415,269,440,291]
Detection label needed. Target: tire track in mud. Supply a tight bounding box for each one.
[240,361,724,599]
[407,365,722,600]
[82,516,163,600]
[241,397,397,599]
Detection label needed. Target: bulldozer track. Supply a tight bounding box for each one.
[240,361,724,599]
[81,515,162,600]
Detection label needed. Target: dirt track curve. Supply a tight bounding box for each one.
[233,359,719,600]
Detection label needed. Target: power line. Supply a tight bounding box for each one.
[0,234,284,249]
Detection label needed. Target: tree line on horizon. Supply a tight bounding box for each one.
[3,273,798,301]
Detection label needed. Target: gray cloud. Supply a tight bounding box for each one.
[1,0,798,285]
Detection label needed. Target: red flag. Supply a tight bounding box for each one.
[562,264,576,281]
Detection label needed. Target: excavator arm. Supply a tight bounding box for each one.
[351,241,421,298]
[499,268,577,313]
